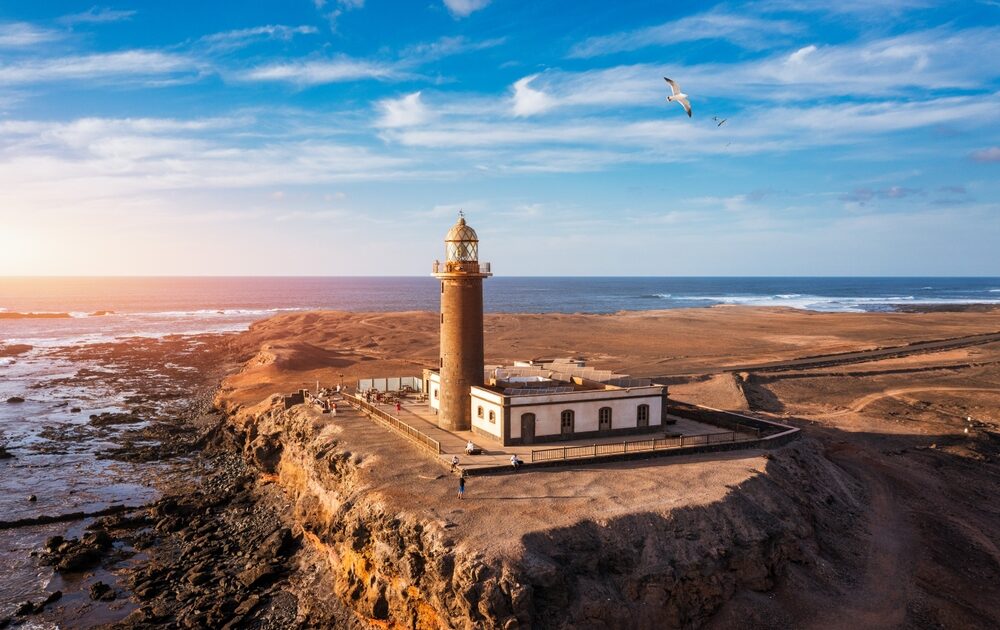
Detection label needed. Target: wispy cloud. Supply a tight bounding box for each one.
[241,33,501,86]
[840,186,922,205]
[755,0,934,15]
[0,114,433,219]
[0,22,62,48]
[58,6,137,25]
[198,24,318,52]
[241,57,403,85]
[401,35,505,63]
[509,26,1000,118]
[569,10,800,58]
[0,50,202,85]
[443,0,491,18]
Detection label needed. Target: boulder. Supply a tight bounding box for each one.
[6,396,25,404]
[89,581,116,601]
[237,563,277,588]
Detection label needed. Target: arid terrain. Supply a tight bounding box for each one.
[213,306,1000,628]
[7,305,998,629]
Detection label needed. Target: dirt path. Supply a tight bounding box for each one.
[817,386,1000,417]
[662,331,1000,377]
[820,443,916,629]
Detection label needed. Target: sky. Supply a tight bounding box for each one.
[0,0,998,276]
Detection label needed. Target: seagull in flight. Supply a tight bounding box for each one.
[663,77,691,117]
[713,116,727,127]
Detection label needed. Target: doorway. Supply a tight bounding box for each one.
[521,413,536,444]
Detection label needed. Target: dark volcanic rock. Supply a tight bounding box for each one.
[0,445,13,459]
[89,581,116,601]
[89,412,144,427]
[5,396,25,404]
[237,562,279,588]
[14,591,62,616]
[42,529,114,573]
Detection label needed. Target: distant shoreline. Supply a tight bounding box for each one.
[0,311,113,319]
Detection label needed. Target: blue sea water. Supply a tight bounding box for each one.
[0,275,997,357]
[1,275,999,319]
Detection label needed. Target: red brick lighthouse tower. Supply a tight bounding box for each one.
[432,213,492,431]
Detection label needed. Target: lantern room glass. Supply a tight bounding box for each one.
[446,240,478,262]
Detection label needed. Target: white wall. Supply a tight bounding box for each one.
[470,387,504,439]
[508,386,663,439]
[428,372,441,412]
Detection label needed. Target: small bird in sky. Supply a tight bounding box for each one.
[713,116,727,127]
[662,77,691,117]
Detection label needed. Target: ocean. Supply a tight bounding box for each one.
[2,276,999,348]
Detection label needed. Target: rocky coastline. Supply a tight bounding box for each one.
[5,306,999,628]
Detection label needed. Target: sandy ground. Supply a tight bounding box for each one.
[303,404,769,557]
[218,306,1000,628]
[219,306,1000,408]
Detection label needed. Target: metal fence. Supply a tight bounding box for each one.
[357,376,423,393]
[530,429,759,463]
[344,394,441,456]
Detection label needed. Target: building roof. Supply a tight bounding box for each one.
[445,216,478,243]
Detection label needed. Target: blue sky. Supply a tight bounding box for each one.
[0,0,997,275]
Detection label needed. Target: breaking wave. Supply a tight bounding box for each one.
[663,294,999,312]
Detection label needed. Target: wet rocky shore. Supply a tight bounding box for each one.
[0,332,359,628]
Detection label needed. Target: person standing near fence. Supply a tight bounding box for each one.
[458,474,466,499]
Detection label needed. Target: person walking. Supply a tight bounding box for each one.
[458,474,466,500]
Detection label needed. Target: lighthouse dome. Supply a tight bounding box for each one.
[445,216,478,243]
[444,215,479,262]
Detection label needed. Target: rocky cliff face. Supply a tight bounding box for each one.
[225,399,863,629]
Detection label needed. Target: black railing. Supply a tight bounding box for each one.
[530,429,758,462]
[344,394,441,455]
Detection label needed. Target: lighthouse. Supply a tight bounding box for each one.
[432,213,492,431]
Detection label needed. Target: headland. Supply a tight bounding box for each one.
[4,304,999,628]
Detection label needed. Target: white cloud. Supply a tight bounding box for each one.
[242,58,403,85]
[199,25,318,52]
[376,92,430,128]
[59,7,137,24]
[443,0,491,18]
[504,26,1000,117]
[0,22,61,48]
[755,0,934,15]
[511,75,556,117]
[0,115,435,223]
[401,35,505,63]
[569,11,801,58]
[0,51,201,85]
